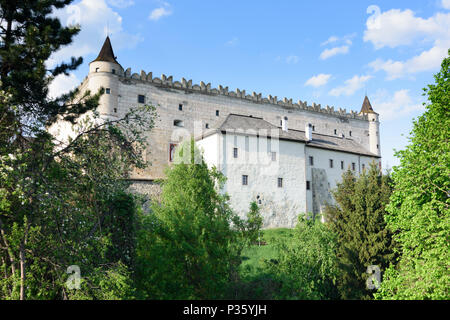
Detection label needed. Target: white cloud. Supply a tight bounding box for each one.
[48,73,80,99]
[107,0,134,8]
[320,45,349,60]
[48,0,142,69]
[149,3,172,21]
[369,44,448,80]
[372,89,424,121]
[286,55,299,64]
[305,74,332,87]
[329,75,372,97]
[225,37,239,47]
[442,0,450,10]
[321,36,339,46]
[365,6,450,79]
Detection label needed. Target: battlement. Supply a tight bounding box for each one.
[120,68,368,121]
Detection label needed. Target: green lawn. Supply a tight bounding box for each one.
[240,228,295,276]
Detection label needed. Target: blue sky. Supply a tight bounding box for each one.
[49,0,450,170]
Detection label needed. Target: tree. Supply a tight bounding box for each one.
[265,215,339,300]
[0,0,157,299]
[135,139,243,299]
[375,50,450,300]
[324,164,395,299]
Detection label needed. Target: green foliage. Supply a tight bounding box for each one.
[375,50,450,300]
[244,202,264,245]
[67,262,136,300]
[135,139,243,299]
[264,216,339,300]
[0,0,156,300]
[325,164,395,299]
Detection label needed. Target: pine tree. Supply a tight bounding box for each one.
[324,164,395,299]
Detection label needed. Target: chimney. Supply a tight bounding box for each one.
[281,116,288,132]
[305,123,312,141]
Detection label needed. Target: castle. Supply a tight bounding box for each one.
[51,37,381,228]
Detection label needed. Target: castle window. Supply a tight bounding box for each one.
[112,69,116,74]
[206,123,209,129]
[169,143,177,162]
[334,129,337,135]
[138,95,145,103]
[341,161,344,170]
[309,156,314,166]
[352,162,356,171]
[329,159,334,168]
[233,148,238,158]
[306,181,311,190]
[312,125,316,131]
[105,88,111,94]
[278,178,283,188]
[179,104,183,111]
[377,144,379,149]
[113,108,117,113]
[349,131,352,137]
[271,152,277,161]
[242,175,248,186]
[173,120,184,127]
[95,67,99,72]
[216,110,219,116]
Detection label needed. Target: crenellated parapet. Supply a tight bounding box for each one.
[121,68,367,120]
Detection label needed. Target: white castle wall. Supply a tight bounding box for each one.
[199,132,307,228]
[105,69,377,180]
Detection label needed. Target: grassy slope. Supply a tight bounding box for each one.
[240,228,295,275]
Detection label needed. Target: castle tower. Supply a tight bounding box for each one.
[360,96,380,157]
[88,36,123,116]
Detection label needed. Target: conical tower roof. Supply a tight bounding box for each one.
[360,96,377,114]
[91,36,120,64]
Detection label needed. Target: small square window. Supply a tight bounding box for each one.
[112,69,116,74]
[306,181,311,190]
[309,156,314,166]
[179,104,183,111]
[271,152,276,161]
[113,108,117,113]
[174,120,184,127]
[278,178,283,188]
[95,67,99,72]
[242,175,248,186]
[138,95,145,103]
[329,159,334,168]
[216,110,219,116]
[105,88,111,94]
[233,148,238,158]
